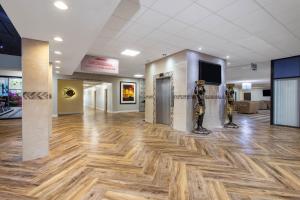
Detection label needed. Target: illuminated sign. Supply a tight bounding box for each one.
[81,55,119,74]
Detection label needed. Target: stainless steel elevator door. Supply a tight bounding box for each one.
[156,77,171,125]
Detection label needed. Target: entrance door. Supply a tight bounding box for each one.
[156,77,171,125]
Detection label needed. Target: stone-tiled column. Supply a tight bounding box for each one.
[22,38,51,161]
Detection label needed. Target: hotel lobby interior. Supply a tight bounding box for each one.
[0,0,300,199]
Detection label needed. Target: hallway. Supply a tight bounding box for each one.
[0,110,300,199]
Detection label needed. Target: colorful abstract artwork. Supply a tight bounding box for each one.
[120,82,136,104]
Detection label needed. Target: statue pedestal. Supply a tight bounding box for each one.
[193,128,211,135]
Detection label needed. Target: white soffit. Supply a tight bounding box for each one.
[0,0,121,75]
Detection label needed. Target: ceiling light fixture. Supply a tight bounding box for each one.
[54,51,62,55]
[226,55,230,59]
[54,1,68,10]
[55,66,61,69]
[121,49,140,57]
[55,71,60,74]
[54,36,63,42]
[198,47,202,51]
[55,60,61,64]
[134,74,144,78]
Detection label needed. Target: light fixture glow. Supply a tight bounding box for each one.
[55,60,61,64]
[55,66,61,69]
[198,47,202,51]
[226,55,230,59]
[134,74,144,78]
[121,49,140,57]
[54,1,68,10]
[54,51,62,55]
[54,36,63,42]
[242,82,252,91]
[55,70,60,74]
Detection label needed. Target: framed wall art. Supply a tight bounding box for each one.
[120,81,136,104]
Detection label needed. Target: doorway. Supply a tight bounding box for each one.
[83,81,111,113]
[156,77,171,125]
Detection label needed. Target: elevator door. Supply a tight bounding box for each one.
[156,77,171,125]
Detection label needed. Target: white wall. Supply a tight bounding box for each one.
[145,50,226,132]
[234,87,270,101]
[251,88,270,101]
[84,87,95,108]
[226,61,270,84]
[145,51,188,131]
[0,69,22,77]
[95,86,104,110]
[83,84,113,112]
[95,84,112,112]
[187,50,226,130]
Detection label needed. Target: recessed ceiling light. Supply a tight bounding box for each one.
[54,1,68,10]
[54,51,62,55]
[121,49,140,57]
[198,47,202,51]
[55,71,60,74]
[134,74,144,78]
[226,55,230,59]
[55,66,61,69]
[54,36,63,42]
[55,60,61,64]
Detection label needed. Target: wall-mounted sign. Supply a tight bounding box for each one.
[81,55,119,74]
[120,81,136,104]
[64,88,76,98]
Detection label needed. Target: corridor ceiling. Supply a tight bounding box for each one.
[1,0,300,77]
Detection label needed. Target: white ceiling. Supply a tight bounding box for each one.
[1,0,300,78]
[89,0,300,77]
[0,0,121,75]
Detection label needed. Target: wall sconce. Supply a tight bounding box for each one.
[64,88,76,98]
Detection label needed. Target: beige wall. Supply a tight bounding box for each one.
[53,73,140,115]
[22,38,51,161]
[58,79,83,115]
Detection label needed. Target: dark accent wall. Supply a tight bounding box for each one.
[0,5,21,56]
[271,55,300,127]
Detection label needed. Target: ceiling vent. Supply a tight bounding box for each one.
[251,63,257,71]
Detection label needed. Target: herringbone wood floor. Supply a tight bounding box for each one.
[0,109,300,200]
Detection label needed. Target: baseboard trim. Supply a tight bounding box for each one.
[109,110,140,113]
[58,112,83,115]
[96,107,105,111]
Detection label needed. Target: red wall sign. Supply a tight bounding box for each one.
[81,55,119,74]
